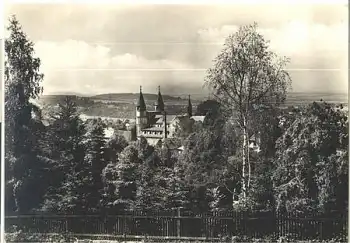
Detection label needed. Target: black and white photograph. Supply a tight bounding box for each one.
[3,2,348,243]
[0,33,3,241]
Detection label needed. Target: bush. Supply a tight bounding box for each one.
[6,226,77,242]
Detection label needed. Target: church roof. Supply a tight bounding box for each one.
[137,87,146,111]
[155,87,165,111]
[155,115,178,124]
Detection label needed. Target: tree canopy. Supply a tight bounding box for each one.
[273,102,348,213]
[205,23,291,199]
[5,15,46,213]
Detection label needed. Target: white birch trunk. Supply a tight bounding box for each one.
[241,117,247,199]
[247,132,251,190]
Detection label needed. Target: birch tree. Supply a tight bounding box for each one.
[205,23,291,200]
[5,16,46,213]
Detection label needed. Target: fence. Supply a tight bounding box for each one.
[5,210,347,241]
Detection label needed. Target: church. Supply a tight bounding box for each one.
[136,86,205,146]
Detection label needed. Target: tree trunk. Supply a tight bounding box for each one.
[247,133,251,190]
[242,118,247,199]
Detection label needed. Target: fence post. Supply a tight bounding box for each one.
[123,211,126,240]
[65,217,68,235]
[177,207,181,238]
[203,212,207,240]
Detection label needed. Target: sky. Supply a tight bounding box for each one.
[5,3,348,96]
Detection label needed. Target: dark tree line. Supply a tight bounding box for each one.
[5,17,348,216]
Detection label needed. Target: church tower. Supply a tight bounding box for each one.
[187,94,192,117]
[162,111,167,140]
[154,86,165,112]
[136,86,148,138]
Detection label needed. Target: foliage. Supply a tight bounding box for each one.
[196,99,221,116]
[83,118,108,211]
[101,145,140,212]
[273,102,348,213]
[4,15,48,213]
[6,226,77,242]
[177,117,238,211]
[205,22,291,199]
[155,139,179,167]
[244,107,282,210]
[171,116,196,139]
[105,133,129,163]
[40,96,89,213]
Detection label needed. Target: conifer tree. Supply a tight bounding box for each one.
[41,96,87,213]
[84,118,107,211]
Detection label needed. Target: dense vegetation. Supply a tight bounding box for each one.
[5,16,348,227]
[38,93,347,121]
[38,95,197,119]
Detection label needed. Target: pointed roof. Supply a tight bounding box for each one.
[155,86,165,111]
[137,86,146,111]
[155,115,178,124]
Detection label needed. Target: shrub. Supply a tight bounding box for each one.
[6,226,77,243]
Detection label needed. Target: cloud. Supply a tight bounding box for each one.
[6,4,348,94]
[34,40,198,95]
[197,25,239,43]
[197,20,348,92]
[35,40,111,69]
[197,21,347,57]
[289,70,348,93]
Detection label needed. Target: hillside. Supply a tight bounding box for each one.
[37,91,347,120]
[91,93,184,101]
[286,92,348,104]
[38,93,188,107]
[39,92,348,105]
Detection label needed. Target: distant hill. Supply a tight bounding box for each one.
[91,93,184,101]
[286,92,348,105]
[38,94,88,105]
[38,91,348,106]
[43,92,88,97]
[37,91,347,120]
[40,94,81,99]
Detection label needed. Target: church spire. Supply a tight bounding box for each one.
[154,85,165,112]
[187,94,192,117]
[137,85,146,111]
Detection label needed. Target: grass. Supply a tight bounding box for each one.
[5,232,347,243]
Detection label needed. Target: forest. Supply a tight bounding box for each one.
[4,16,348,233]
